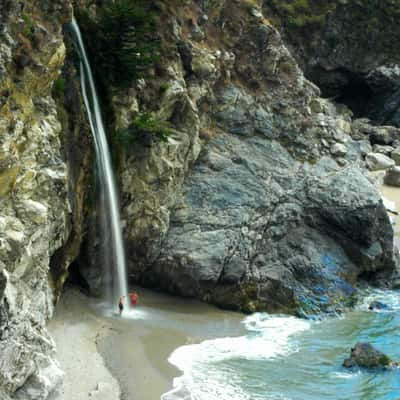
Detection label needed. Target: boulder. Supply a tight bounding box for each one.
[369,126,398,145]
[330,143,347,157]
[343,342,397,369]
[141,132,396,314]
[372,144,394,155]
[365,152,395,171]
[390,147,400,165]
[373,88,400,127]
[367,65,400,94]
[384,166,400,187]
[368,300,389,310]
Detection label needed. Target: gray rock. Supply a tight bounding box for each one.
[105,2,397,319]
[215,85,275,138]
[366,65,400,94]
[343,342,397,369]
[372,144,394,155]
[365,152,395,171]
[384,166,400,187]
[353,120,400,145]
[373,87,400,127]
[0,3,71,399]
[198,14,208,26]
[330,143,347,156]
[390,147,400,165]
[369,126,399,145]
[191,25,205,41]
[368,300,389,310]
[139,134,396,314]
[348,139,372,157]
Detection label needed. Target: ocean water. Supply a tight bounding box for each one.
[161,289,400,400]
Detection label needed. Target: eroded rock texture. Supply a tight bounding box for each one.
[262,0,400,123]
[0,2,72,399]
[1,0,400,398]
[94,0,399,314]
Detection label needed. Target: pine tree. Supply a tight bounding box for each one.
[88,0,159,88]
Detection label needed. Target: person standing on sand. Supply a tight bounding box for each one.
[118,296,125,316]
[129,291,139,306]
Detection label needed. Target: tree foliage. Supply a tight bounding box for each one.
[116,112,174,146]
[77,0,160,88]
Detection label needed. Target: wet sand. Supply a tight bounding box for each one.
[48,289,121,400]
[49,286,244,400]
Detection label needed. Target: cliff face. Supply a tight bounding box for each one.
[262,0,400,123]
[0,0,400,398]
[0,1,87,398]
[96,0,399,314]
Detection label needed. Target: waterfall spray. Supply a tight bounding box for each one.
[70,17,129,310]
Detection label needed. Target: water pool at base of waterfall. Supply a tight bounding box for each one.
[161,289,400,400]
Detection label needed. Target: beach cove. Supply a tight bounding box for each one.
[48,184,400,400]
[48,287,244,400]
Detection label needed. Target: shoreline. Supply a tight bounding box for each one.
[47,186,400,400]
[48,286,244,400]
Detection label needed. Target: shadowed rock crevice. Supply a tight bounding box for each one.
[65,261,90,293]
[49,29,94,300]
[306,67,374,119]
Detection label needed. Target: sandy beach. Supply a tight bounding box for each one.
[48,286,244,400]
[47,289,121,400]
[46,184,400,400]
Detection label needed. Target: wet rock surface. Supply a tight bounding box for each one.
[343,342,398,369]
[368,301,389,311]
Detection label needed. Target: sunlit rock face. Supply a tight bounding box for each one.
[0,1,72,398]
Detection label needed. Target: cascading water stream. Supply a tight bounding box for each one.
[70,17,129,310]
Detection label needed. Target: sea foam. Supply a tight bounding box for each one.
[357,289,400,313]
[161,314,310,400]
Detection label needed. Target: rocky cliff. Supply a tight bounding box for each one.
[0,1,92,398]
[262,0,400,124]
[106,0,399,314]
[0,0,400,398]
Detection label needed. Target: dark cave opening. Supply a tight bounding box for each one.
[65,260,91,293]
[335,76,374,118]
[307,67,375,119]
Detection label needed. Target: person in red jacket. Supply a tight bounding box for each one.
[129,291,139,306]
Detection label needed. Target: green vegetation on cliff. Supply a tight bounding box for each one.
[268,0,400,58]
[21,13,35,41]
[268,0,334,28]
[116,112,173,145]
[76,0,160,88]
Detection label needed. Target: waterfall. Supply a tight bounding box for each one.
[70,17,129,310]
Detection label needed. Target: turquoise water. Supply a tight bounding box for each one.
[162,290,400,400]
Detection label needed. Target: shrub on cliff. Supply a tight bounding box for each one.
[116,112,173,146]
[77,0,159,88]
